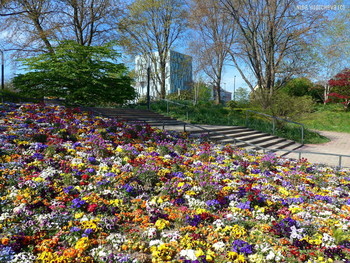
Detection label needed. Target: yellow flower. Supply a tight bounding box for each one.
[195,208,208,214]
[37,251,55,261]
[155,219,170,230]
[74,237,90,250]
[185,190,196,196]
[158,168,171,176]
[74,212,84,219]
[205,249,216,262]
[289,206,302,214]
[32,177,44,182]
[278,187,290,196]
[110,199,124,207]
[221,224,247,238]
[195,248,205,258]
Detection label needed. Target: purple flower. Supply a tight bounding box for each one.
[63,186,74,194]
[70,227,81,232]
[88,156,98,164]
[231,239,254,255]
[105,172,116,177]
[315,195,333,203]
[82,228,94,237]
[206,199,221,209]
[237,201,251,210]
[32,153,44,160]
[87,168,95,174]
[71,198,87,208]
[185,215,201,227]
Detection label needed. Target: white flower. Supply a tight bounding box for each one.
[289,226,304,240]
[149,239,163,247]
[212,241,226,252]
[145,227,158,239]
[213,219,225,228]
[179,249,197,260]
[266,251,275,260]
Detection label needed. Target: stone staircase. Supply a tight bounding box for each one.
[186,125,302,155]
[88,107,186,128]
[87,107,302,155]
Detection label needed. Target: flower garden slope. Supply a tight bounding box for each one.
[0,103,349,262]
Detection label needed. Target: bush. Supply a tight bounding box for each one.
[0,88,41,103]
[270,92,314,119]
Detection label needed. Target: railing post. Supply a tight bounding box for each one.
[245,111,248,126]
[301,125,304,145]
[339,156,342,168]
[272,118,276,135]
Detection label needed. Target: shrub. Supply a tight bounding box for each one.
[270,92,314,119]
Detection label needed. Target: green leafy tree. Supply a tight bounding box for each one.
[280,77,314,97]
[13,41,136,106]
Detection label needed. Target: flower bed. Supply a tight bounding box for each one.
[0,103,349,263]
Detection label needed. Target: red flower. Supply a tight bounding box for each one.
[81,174,89,180]
[87,204,98,212]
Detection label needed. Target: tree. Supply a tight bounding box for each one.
[327,68,350,110]
[219,0,322,109]
[13,41,136,106]
[118,0,187,99]
[0,0,120,55]
[234,87,249,104]
[188,0,236,104]
[308,6,350,104]
[280,77,314,97]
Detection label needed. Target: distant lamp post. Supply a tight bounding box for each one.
[146,65,150,110]
[233,75,236,101]
[0,50,4,90]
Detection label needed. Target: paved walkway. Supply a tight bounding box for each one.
[284,130,350,168]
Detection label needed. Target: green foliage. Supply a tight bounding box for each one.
[13,41,136,106]
[234,87,250,103]
[279,77,313,97]
[298,103,350,133]
[194,81,212,103]
[166,89,194,100]
[269,92,314,119]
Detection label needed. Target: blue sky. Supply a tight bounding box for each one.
[1,0,348,95]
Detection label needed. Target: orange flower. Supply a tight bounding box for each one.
[1,238,9,245]
[63,248,79,258]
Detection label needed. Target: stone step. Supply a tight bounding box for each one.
[87,107,301,154]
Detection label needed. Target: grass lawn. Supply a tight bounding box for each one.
[298,104,350,133]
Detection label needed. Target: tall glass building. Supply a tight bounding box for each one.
[135,50,193,98]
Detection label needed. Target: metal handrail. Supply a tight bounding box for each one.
[85,106,350,168]
[183,123,350,168]
[155,98,190,120]
[245,110,305,145]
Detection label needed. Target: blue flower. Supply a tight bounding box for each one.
[82,228,94,237]
[70,226,81,232]
[0,246,15,262]
[206,199,221,210]
[71,198,87,208]
[231,239,254,255]
[185,215,201,227]
[237,201,251,210]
